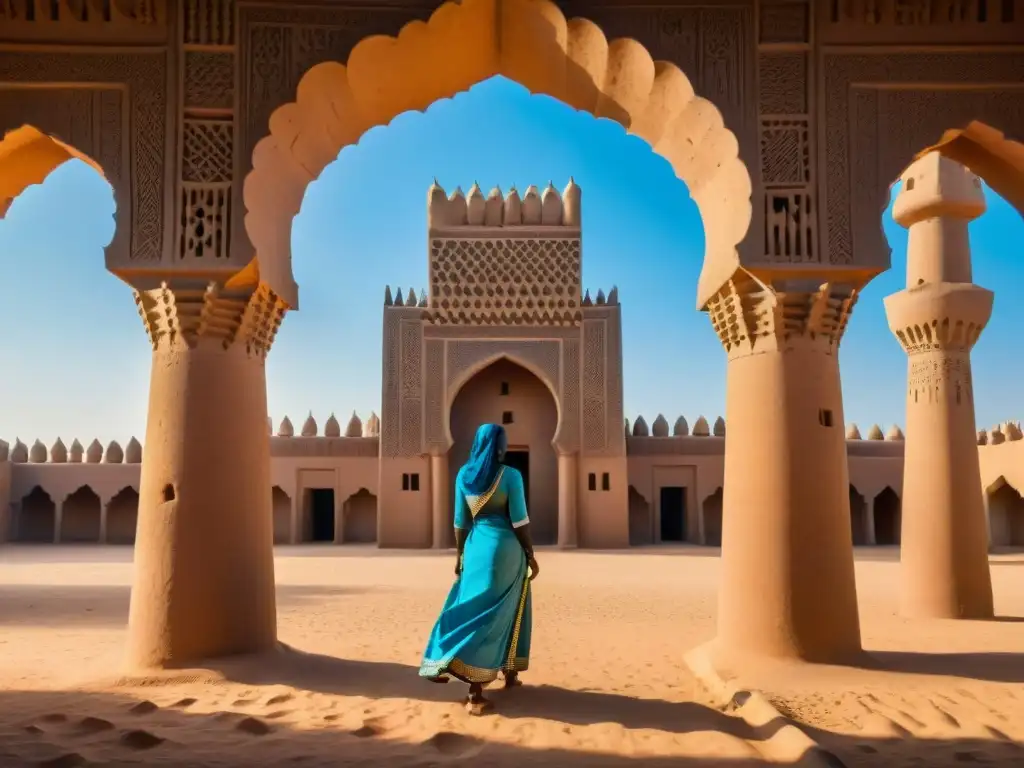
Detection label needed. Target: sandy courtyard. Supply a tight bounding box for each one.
[1,546,1023,766]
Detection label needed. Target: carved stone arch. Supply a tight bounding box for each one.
[241,0,752,311]
[444,350,563,452]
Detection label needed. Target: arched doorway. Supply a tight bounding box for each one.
[106,487,139,545]
[18,486,55,543]
[628,486,652,546]
[343,489,378,544]
[849,485,868,546]
[702,488,723,547]
[271,486,292,545]
[988,479,1024,548]
[874,487,902,546]
[448,357,559,545]
[62,485,102,543]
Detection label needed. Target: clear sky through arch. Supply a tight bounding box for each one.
[0,75,1022,448]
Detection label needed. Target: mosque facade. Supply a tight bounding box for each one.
[2,180,1023,552]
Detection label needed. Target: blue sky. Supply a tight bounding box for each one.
[1,76,1021,447]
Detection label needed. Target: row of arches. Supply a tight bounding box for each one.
[270,486,378,545]
[14,485,139,544]
[628,486,723,546]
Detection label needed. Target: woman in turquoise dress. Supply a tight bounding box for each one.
[419,423,540,714]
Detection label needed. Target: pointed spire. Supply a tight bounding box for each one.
[69,438,84,463]
[418,289,428,308]
[990,426,1005,445]
[541,180,562,225]
[845,423,861,440]
[504,185,522,224]
[448,186,468,225]
[485,186,504,226]
[125,436,143,463]
[673,416,689,436]
[692,416,710,437]
[467,182,486,225]
[85,439,103,463]
[582,289,593,307]
[104,440,124,464]
[301,411,318,437]
[712,417,726,437]
[277,416,294,437]
[29,439,46,463]
[1007,422,1023,441]
[596,288,606,305]
[11,438,27,463]
[394,287,404,306]
[562,176,581,227]
[885,424,904,441]
[384,285,393,306]
[50,437,68,463]
[365,411,381,437]
[521,184,542,224]
[406,287,418,307]
[651,414,669,437]
[866,424,884,441]
[608,286,618,304]
[345,411,363,437]
[632,415,650,437]
[324,413,341,438]
[0,439,7,463]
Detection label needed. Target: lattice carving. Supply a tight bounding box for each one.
[184,0,234,45]
[180,183,231,260]
[426,237,581,326]
[560,338,581,454]
[424,340,445,451]
[184,51,234,111]
[758,52,808,115]
[759,0,810,43]
[822,51,1024,266]
[0,49,166,262]
[0,0,160,25]
[182,118,232,183]
[828,0,1015,25]
[582,320,607,454]
[760,119,811,187]
[604,313,625,455]
[396,320,424,456]
[380,311,401,457]
[765,189,817,262]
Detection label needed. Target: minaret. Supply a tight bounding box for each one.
[884,152,994,620]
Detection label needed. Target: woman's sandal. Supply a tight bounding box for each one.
[464,695,493,716]
[503,672,523,689]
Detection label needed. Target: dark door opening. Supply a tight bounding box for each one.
[659,486,686,543]
[504,450,530,508]
[309,488,335,543]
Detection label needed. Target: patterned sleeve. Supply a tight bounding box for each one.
[453,474,471,530]
[506,467,530,528]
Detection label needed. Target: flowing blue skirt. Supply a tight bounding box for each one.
[419,516,532,684]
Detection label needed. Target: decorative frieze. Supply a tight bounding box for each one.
[759,0,811,45]
[183,51,234,111]
[183,0,235,46]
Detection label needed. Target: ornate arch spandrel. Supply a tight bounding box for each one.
[442,341,564,453]
[242,0,752,312]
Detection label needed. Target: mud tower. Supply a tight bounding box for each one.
[885,153,994,620]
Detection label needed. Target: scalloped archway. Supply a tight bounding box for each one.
[241,0,752,312]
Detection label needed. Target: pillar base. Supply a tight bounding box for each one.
[125,337,277,670]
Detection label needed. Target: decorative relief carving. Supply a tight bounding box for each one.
[381,311,401,457]
[424,340,445,451]
[0,49,166,262]
[604,313,625,455]
[821,0,1023,44]
[765,189,817,262]
[561,338,581,454]
[760,118,811,187]
[582,319,607,454]
[184,0,234,45]
[446,340,561,396]
[400,320,423,456]
[184,51,234,111]
[758,52,808,115]
[759,0,810,44]
[182,118,232,183]
[823,52,1024,266]
[180,184,230,260]
[427,237,581,326]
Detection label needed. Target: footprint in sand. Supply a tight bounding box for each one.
[235,717,271,736]
[424,731,482,758]
[266,694,293,706]
[76,717,115,735]
[129,701,159,715]
[119,729,165,750]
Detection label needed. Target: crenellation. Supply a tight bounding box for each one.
[673,416,689,437]
[692,416,711,437]
[50,437,68,463]
[713,417,726,437]
[846,423,862,440]
[428,180,580,232]
[104,440,124,464]
[11,440,27,463]
[866,424,885,440]
[277,416,294,438]
[86,439,102,463]
[301,413,317,437]
[632,415,650,437]
[0,439,7,463]
[69,439,83,463]
[125,437,142,463]
[29,439,46,463]
[345,411,362,438]
[651,414,669,437]
[324,414,341,439]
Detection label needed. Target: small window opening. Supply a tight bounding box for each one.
[500,381,510,396]
[601,472,610,491]
[402,473,410,491]
[162,483,176,503]
[411,473,420,491]
[818,408,834,427]
[905,177,915,191]
[587,473,597,491]
[502,411,514,425]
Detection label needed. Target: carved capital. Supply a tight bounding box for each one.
[707,275,858,359]
[134,280,287,357]
[884,283,993,357]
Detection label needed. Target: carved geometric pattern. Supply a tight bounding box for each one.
[184,51,234,111]
[426,237,582,326]
[760,118,811,187]
[604,313,625,456]
[758,52,808,115]
[180,183,231,260]
[381,311,401,457]
[400,320,423,456]
[582,320,607,454]
[184,0,235,45]
[445,339,560,392]
[822,51,1024,266]
[182,118,233,183]
[561,338,581,454]
[827,0,1016,25]
[0,49,166,261]
[764,188,817,262]
[759,0,810,44]
[424,340,445,451]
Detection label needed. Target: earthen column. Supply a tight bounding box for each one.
[557,452,578,547]
[864,498,877,546]
[709,280,863,663]
[53,500,63,544]
[431,451,449,549]
[125,281,285,669]
[885,153,993,620]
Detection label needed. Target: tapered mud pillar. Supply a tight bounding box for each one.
[885,153,994,620]
[431,451,449,549]
[125,281,286,669]
[557,452,578,547]
[709,279,863,663]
